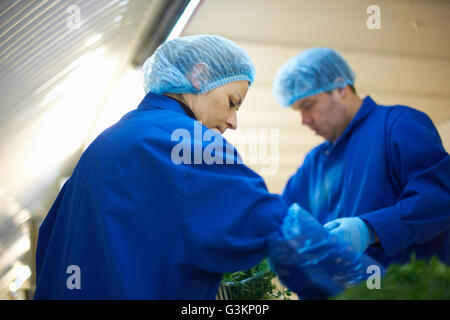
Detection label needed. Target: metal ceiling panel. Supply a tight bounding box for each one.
[0,0,159,201]
[1,0,147,124]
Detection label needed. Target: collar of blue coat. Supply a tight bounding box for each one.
[137,92,197,120]
[328,95,377,148]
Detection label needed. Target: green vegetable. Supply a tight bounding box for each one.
[331,255,450,300]
[220,258,292,300]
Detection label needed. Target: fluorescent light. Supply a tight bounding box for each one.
[166,0,201,41]
[40,78,72,106]
[40,48,106,107]
[84,33,103,47]
[8,265,32,294]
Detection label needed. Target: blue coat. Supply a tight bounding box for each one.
[282,96,450,267]
[34,92,287,299]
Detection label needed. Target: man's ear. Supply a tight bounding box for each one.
[338,86,347,98]
[333,77,347,99]
[187,62,210,91]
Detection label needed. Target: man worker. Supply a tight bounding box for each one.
[272,47,450,267]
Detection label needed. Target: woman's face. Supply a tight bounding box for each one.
[183,80,249,134]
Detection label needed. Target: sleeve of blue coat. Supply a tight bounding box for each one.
[360,109,450,257]
[282,154,311,208]
[174,135,287,274]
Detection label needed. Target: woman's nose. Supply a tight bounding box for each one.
[226,110,237,130]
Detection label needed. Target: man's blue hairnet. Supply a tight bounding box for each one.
[142,34,256,95]
[272,48,355,107]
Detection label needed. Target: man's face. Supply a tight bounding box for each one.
[291,90,349,142]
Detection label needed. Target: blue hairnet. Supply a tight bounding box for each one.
[272,48,355,107]
[142,35,256,95]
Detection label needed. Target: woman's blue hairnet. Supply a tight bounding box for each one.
[142,34,256,95]
[272,48,355,107]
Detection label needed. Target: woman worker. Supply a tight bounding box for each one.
[34,35,379,299]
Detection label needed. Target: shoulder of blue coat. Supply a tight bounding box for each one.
[113,107,197,138]
[370,103,440,150]
[372,102,431,124]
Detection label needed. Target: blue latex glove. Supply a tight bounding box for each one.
[269,204,385,299]
[323,217,375,253]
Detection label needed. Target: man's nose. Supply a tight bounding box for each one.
[226,110,237,130]
[301,111,312,125]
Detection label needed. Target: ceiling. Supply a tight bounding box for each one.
[186,0,450,59]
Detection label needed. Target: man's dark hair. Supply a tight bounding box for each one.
[326,84,357,95]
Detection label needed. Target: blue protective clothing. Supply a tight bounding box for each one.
[324,217,376,253]
[142,35,255,95]
[34,92,285,299]
[272,48,355,107]
[282,96,450,267]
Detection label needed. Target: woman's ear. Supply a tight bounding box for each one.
[187,62,210,91]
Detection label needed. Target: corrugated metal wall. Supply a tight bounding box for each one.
[0,0,166,299]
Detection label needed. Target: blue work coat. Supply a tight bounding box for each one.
[34,92,287,299]
[282,96,450,267]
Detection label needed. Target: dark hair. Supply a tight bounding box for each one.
[326,84,357,95]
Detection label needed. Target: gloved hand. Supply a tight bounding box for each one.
[323,217,375,253]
